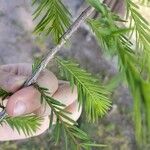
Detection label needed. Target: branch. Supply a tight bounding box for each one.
[0,6,94,121]
[24,6,94,86]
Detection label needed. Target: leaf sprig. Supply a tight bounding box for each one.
[33,0,71,43]
[87,0,150,144]
[34,84,104,150]
[56,57,111,123]
[126,0,150,76]
[2,115,43,136]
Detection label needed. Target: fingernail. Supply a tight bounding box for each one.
[13,101,26,116]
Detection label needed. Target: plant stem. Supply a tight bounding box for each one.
[0,5,94,121]
[24,6,94,86]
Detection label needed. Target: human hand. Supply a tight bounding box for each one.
[0,63,81,141]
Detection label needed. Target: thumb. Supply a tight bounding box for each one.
[6,86,41,117]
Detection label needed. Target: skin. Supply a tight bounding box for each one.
[0,63,81,141]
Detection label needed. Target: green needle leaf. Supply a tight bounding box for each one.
[33,0,71,43]
[56,57,111,123]
[2,115,43,136]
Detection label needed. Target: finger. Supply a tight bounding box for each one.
[0,63,58,93]
[49,100,82,125]
[0,101,81,141]
[0,63,32,76]
[65,100,82,122]
[34,83,77,116]
[0,63,32,93]
[6,70,58,116]
[37,70,58,96]
[0,116,50,141]
[0,69,27,93]
[6,86,41,116]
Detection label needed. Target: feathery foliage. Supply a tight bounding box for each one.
[126,0,150,143]
[32,0,71,43]
[3,115,43,136]
[87,0,150,144]
[0,0,150,148]
[126,0,150,75]
[34,84,105,150]
[56,57,111,123]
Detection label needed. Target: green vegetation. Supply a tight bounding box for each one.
[1,0,150,149]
